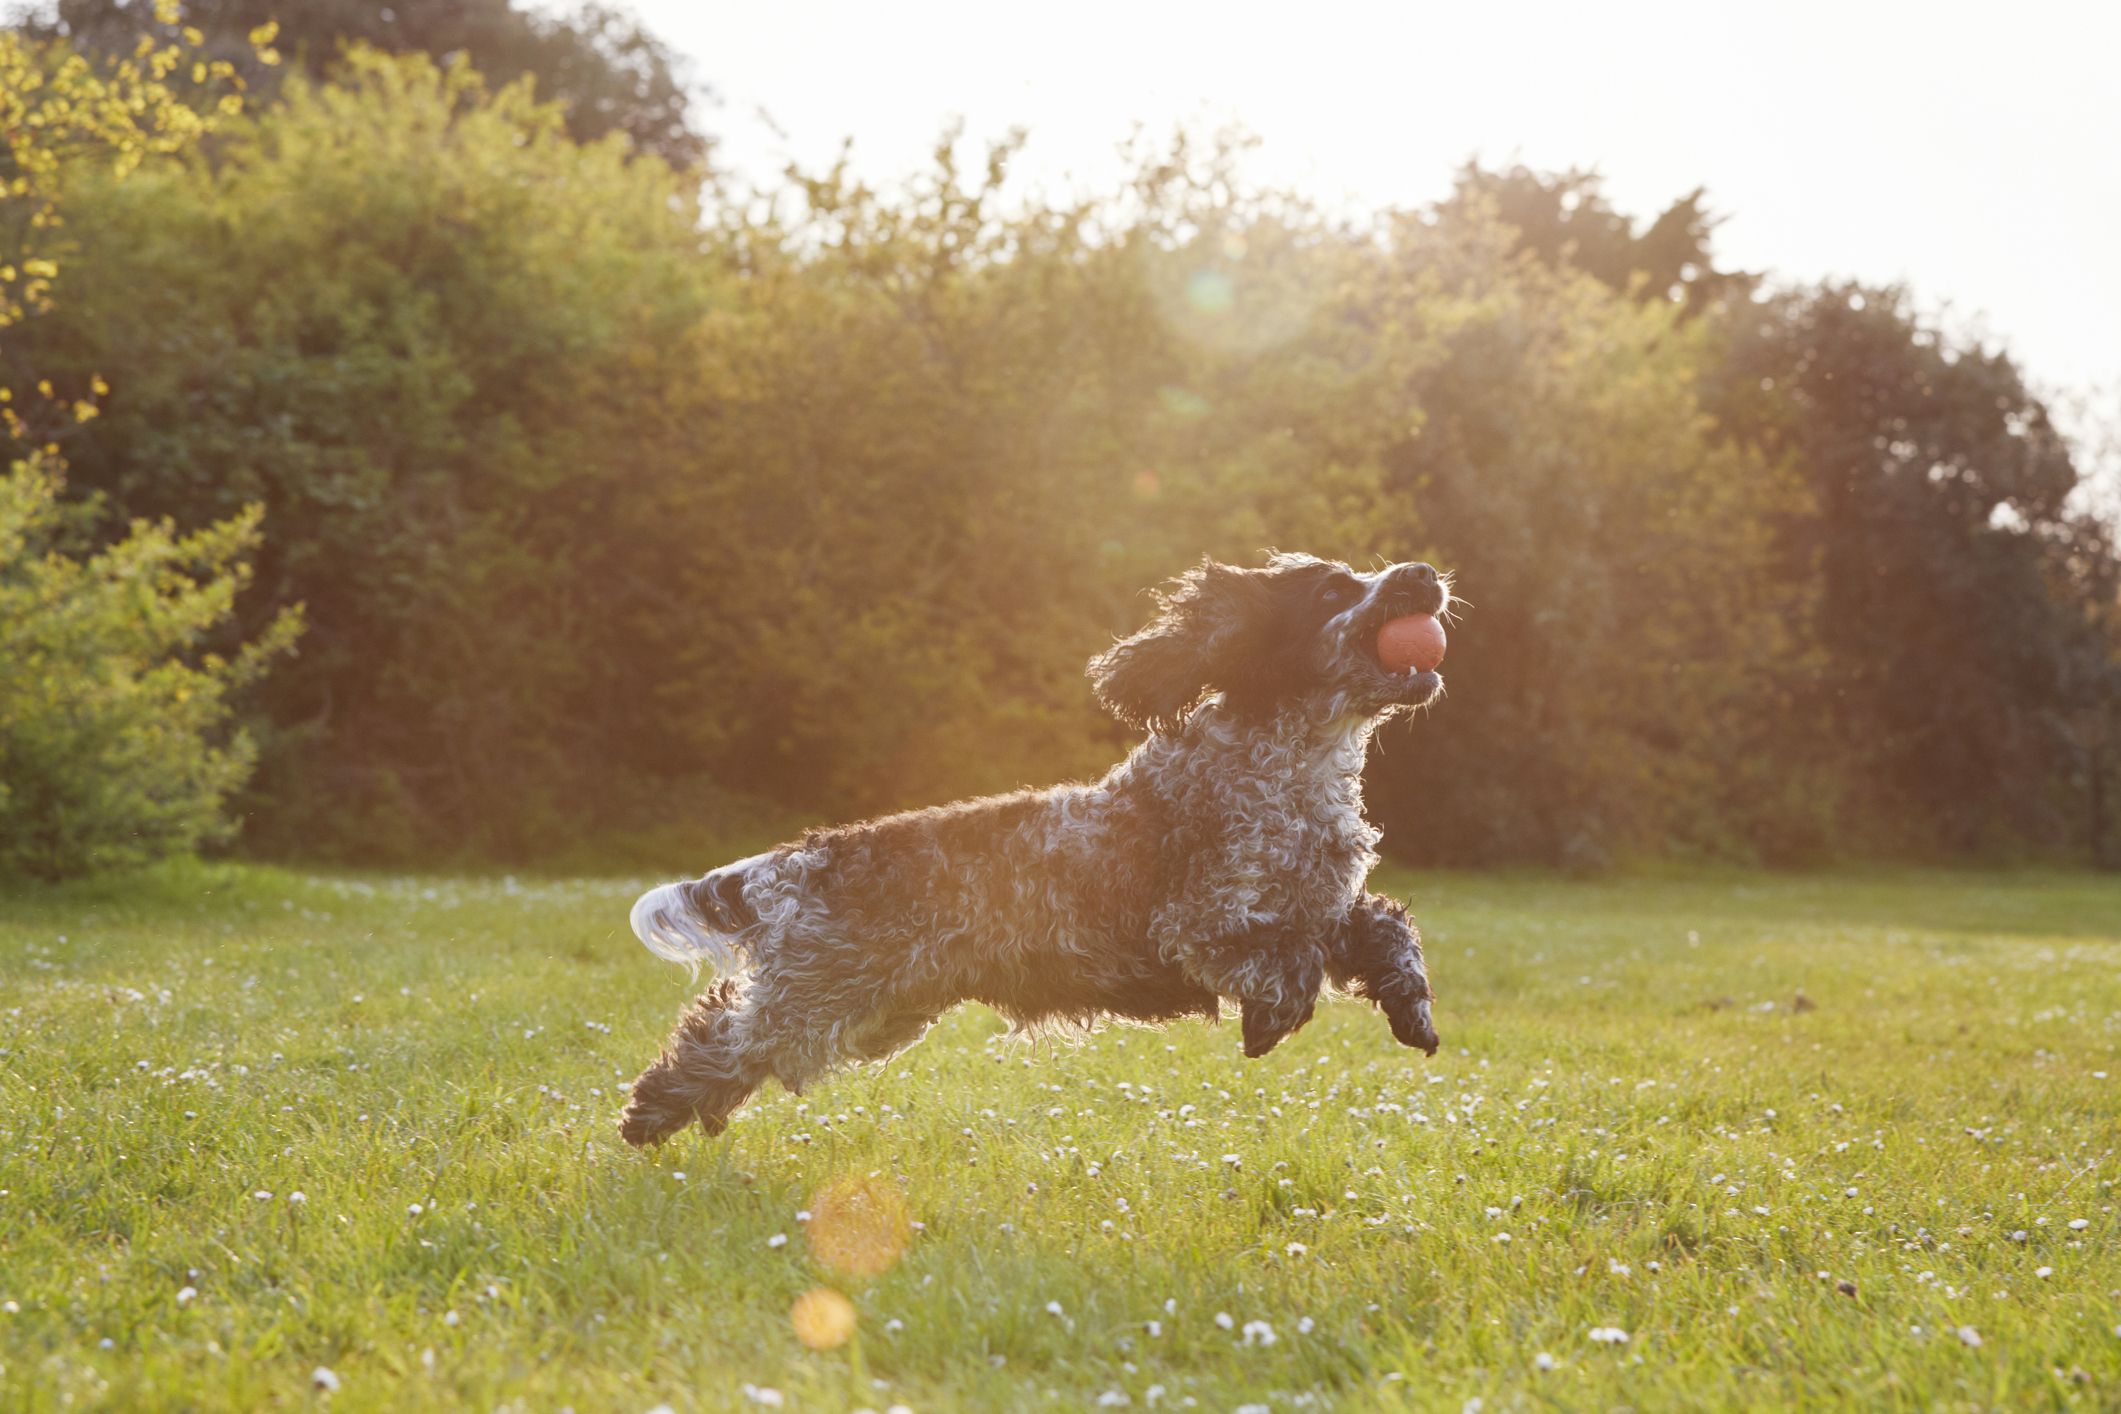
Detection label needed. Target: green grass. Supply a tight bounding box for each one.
[2,863,2117,1411]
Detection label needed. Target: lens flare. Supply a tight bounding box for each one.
[789,1286,857,1350]
[807,1175,912,1278]
[1156,386,1210,420]
[1185,269,1235,316]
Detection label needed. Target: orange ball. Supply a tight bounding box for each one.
[1376,614,1446,673]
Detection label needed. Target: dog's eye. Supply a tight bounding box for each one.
[1319,578,1362,609]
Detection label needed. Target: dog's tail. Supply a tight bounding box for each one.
[629,851,771,977]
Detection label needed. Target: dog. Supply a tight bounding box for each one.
[618,553,1449,1147]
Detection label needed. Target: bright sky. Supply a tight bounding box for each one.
[620,0,2119,406]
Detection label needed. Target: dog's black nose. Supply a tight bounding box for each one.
[1384,562,1445,614]
[1386,563,1442,598]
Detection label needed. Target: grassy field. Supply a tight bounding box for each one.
[2,862,2117,1411]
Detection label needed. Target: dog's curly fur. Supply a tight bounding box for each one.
[620,553,1451,1147]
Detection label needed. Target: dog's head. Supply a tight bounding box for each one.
[1088,553,1451,734]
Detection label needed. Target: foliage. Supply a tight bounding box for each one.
[1,861,2116,1407]
[1435,161,1753,315]
[0,6,297,880]
[1707,284,2121,857]
[1362,217,1810,865]
[0,455,298,878]
[22,0,709,167]
[7,22,2116,867]
[1439,165,2121,862]
[20,48,726,855]
[0,0,252,400]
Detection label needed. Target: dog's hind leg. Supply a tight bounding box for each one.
[850,1006,940,1062]
[619,980,766,1147]
[1328,893,1439,1056]
[621,970,930,1146]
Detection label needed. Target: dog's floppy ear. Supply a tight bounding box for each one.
[1087,559,1265,733]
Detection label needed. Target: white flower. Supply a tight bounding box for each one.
[176,1286,197,1304]
[311,1367,341,1392]
[288,1191,306,1205]
[1145,1320,1162,1337]
[2068,1218,2088,1231]
[1534,1352,1557,1370]
[1285,1242,1307,1256]
[1296,1316,1314,1334]
[1241,1319,1277,1346]
[444,1311,460,1326]
[767,1233,788,1248]
[1608,1260,1630,1277]
[1215,1311,1235,1330]
[253,1190,273,1201]
[1955,1326,1983,1348]
[1236,1405,1271,1414]
[741,1386,784,1407]
[408,1204,423,1217]
[1588,1326,1630,1344]
[1096,1393,1131,1408]
[1222,1154,1241,1167]
[1046,1300,1065,1317]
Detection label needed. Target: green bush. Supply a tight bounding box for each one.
[29,50,727,857]
[13,36,2115,867]
[0,455,299,879]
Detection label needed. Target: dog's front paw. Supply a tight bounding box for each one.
[618,1096,684,1148]
[1371,960,1439,1056]
[1240,993,1315,1058]
[1381,992,1440,1056]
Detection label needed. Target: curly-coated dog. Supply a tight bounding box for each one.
[619,553,1450,1146]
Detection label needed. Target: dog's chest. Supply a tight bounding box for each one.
[1189,714,1381,909]
[1281,728,1381,891]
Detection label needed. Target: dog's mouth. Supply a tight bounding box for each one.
[1372,625,1435,669]
[1348,582,1447,701]
[1374,654,1442,693]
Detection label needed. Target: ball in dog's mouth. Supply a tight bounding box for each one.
[1376,614,1446,674]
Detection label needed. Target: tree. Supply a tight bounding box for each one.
[1355,213,1810,865]
[1707,285,2121,855]
[1435,162,1753,315]
[19,50,727,856]
[0,455,299,878]
[1444,162,2121,860]
[18,0,709,168]
[1,8,296,879]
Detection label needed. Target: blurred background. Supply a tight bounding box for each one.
[3,0,2116,881]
